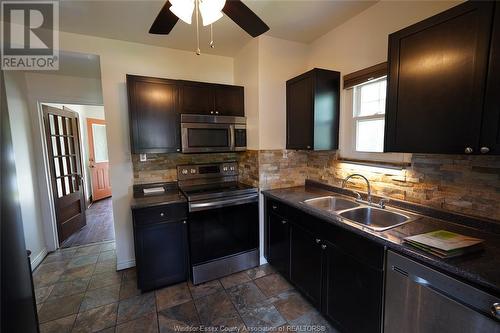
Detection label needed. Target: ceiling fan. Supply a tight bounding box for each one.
[149,0,269,54]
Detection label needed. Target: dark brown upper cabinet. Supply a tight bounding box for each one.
[127,75,180,154]
[178,81,244,117]
[385,1,498,155]
[286,68,340,151]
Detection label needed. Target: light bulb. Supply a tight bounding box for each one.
[199,0,226,26]
[170,0,195,24]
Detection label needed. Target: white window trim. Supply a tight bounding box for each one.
[339,86,411,164]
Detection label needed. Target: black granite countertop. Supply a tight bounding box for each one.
[131,182,186,210]
[262,183,500,296]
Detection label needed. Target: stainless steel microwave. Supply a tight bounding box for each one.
[181,114,247,153]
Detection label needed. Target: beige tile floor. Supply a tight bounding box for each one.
[34,241,336,333]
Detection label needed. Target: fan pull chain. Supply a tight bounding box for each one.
[209,24,215,48]
[195,0,201,55]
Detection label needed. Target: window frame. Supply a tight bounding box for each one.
[340,64,410,164]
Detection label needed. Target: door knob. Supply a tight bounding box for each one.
[480,147,490,154]
[464,147,473,154]
[315,238,321,244]
[321,244,327,250]
[281,220,287,224]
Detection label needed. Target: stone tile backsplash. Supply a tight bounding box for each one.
[133,150,500,222]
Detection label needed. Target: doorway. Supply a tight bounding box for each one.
[41,103,114,248]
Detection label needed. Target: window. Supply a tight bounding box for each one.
[340,62,409,164]
[353,77,386,152]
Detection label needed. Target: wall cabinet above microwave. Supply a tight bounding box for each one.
[385,1,500,155]
[178,81,244,117]
[126,75,245,154]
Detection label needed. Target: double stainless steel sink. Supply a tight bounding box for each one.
[302,196,418,231]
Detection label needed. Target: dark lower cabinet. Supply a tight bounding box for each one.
[264,196,384,333]
[267,211,290,277]
[132,203,188,291]
[290,223,323,307]
[323,241,383,333]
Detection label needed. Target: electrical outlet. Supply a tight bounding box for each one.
[139,153,147,162]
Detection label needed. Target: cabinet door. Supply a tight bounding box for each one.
[127,76,180,153]
[134,220,188,291]
[323,242,383,333]
[286,74,314,150]
[267,211,290,278]
[385,1,495,154]
[481,4,500,155]
[214,85,244,116]
[289,223,323,307]
[178,82,214,115]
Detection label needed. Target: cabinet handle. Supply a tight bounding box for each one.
[210,111,214,114]
[281,220,287,224]
[307,145,311,149]
[480,147,490,154]
[176,148,180,152]
[491,303,500,319]
[215,111,219,115]
[272,205,277,210]
[315,238,321,244]
[183,220,187,224]
[464,147,473,154]
[160,213,165,217]
[321,244,327,250]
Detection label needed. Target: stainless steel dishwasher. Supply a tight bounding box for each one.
[384,251,500,333]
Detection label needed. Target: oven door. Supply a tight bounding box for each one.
[181,122,234,153]
[188,197,259,266]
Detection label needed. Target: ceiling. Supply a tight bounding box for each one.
[59,0,378,57]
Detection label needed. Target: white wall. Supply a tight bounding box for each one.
[4,72,47,268]
[258,36,309,150]
[234,36,309,150]
[234,39,260,150]
[55,31,234,269]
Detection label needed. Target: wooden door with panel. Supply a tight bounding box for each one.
[87,117,112,201]
[42,105,86,244]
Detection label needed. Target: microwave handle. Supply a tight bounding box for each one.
[230,124,236,151]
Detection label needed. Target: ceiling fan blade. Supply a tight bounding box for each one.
[149,1,179,35]
[222,0,269,37]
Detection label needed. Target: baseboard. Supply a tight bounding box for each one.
[31,248,48,270]
[117,259,136,271]
[259,255,268,265]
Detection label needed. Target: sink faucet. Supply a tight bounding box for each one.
[342,174,372,204]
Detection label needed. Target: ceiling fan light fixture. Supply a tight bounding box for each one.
[169,0,195,24]
[199,0,225,26]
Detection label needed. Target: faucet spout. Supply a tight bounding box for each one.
[342,174,371,203]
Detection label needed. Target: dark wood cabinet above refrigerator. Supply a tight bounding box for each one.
[127,75,245,154]
[286,68,340,151]
[385,1,500,155]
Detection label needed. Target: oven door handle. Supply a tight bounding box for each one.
[189,194,258,212]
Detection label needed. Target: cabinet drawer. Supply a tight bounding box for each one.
[133,203,187,226]
[267,198,288,218]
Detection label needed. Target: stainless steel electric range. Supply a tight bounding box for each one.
[177,162,259,285]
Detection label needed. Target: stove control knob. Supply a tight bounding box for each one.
[190,168,196,174]
[181,169,188,175]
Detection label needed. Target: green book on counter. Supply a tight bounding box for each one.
[403,230,484,258]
